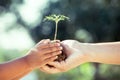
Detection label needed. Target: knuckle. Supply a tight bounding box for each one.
[56,46,61,51]
[47,44,51,48]
[50,47,54,52]
[57,46,60,50]
[49,53,54,57]
[49,57,55,61]
[30,48,37,53]
[36,44,43,49]
[49,43,54,47]
[53,47,58,51]
[49,45,61,52]
[56,47,61,51]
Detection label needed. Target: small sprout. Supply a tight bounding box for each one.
[44,14,70,40]
[44,14,70,62]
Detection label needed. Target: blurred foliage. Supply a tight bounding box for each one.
[99,64,120,80]
[0,0,120,80]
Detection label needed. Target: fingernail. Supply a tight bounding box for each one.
[55,56,58,58]
[56,43,60,46]
[59,47,63,50]
[47,39,51,41]
[59,51,62,53]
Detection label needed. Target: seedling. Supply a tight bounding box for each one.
[44,14,70,41]
[44,14,70,62]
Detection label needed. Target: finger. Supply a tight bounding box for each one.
[44,56,58,63]
[51,40,60,43]
[40,66,60,74]
[41,39,51,44]
[35,39,50,49]
[55,40,60,43]
[44,51,62,59]
[36,39,50,46]
[48,61,67,68]
[60,43,72,56]
[48,61,60,67]
[42,46,63,54]
[48,61,67,72]
[39,39,47,44]
[38,43,61,49]
[40,56,58,66]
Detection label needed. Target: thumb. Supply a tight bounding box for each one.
[48,61,60,68]
[48,61,67,72]
[40,65,60,74]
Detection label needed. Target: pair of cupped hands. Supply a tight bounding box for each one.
[33,39,89,74]
[27,39,89,74]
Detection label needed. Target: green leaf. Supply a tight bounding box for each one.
[43,14,70,40]
[43,14,70,23]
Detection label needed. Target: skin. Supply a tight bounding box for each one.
[6,40,120,79]
[39,40,120,73]
[0,39,62,80]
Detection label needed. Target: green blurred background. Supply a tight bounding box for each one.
[0,0,120,80]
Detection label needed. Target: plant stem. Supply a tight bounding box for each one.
[54,21,58,40]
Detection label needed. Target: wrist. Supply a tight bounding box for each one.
[23,55,35,70]
[78,42,95,63]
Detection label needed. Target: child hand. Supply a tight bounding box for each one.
[25,39,63,69]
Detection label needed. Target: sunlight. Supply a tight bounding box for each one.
[17,0,49,27]
[0,27,34,50]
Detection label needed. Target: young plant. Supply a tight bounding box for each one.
[44,14,70,41]
[44,14,70,62]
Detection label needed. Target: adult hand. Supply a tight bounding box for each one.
[39,40,90,73]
